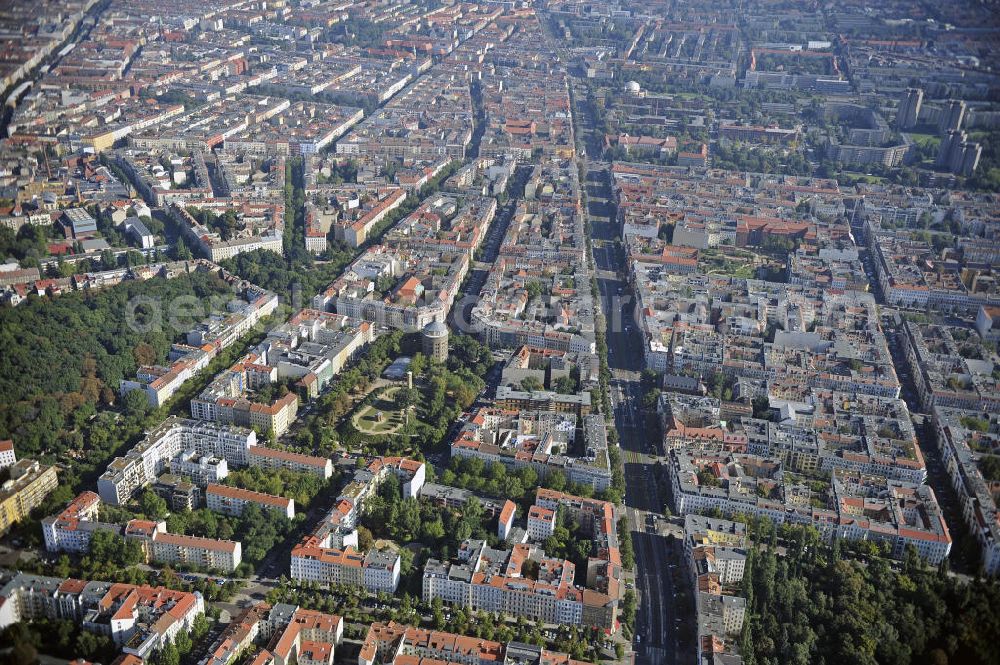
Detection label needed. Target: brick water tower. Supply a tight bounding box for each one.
[421,320,449,363]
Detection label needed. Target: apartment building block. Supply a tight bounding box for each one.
[933,406,1000,576]
[42,491,115,554]
[247,447,333,480]
[450,408,611,491]
[289,457,424,592]
[0,441,16,469]
[0,574,204,660]
[421,539,616,631]
[206,484,295,519]
[147,530,242,573]
[0,459,58,534]
[97,418,258,506]
[668,450,952,565]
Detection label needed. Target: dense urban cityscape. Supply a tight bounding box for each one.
[0,0,999,664]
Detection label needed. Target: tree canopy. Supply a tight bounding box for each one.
[743,528,1000,665]
[0,271,232,459]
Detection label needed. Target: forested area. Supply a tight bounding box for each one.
[223,467,329,509]
[409,358,484,442]
[711,143,813,175]
[358,471,484,583]
[439,456,541,502]
[0,224,53,266]
[447,334,494,377]
[362,472,484,552]
[3,619,119,665]
[742,526,1000,665]
[0,271,233,459]
[359,467,597,568]
[222,248,351,307]
[162,502,301,576]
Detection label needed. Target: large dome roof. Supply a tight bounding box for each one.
[423,320,449,337]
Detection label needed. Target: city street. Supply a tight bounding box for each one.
[582,159,689,665]
[3,3,998,665]
[450,164,533,333]
[855,198,978,577]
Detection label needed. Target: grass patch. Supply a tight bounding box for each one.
[907,132,941,149]
[352,386,406,435]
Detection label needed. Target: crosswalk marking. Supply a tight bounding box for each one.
[624,449,642,464]
[642,646,669,664]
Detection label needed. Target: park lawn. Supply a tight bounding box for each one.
[907,132,941,149]
[352,386,406,434]
[842,171,885,184]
